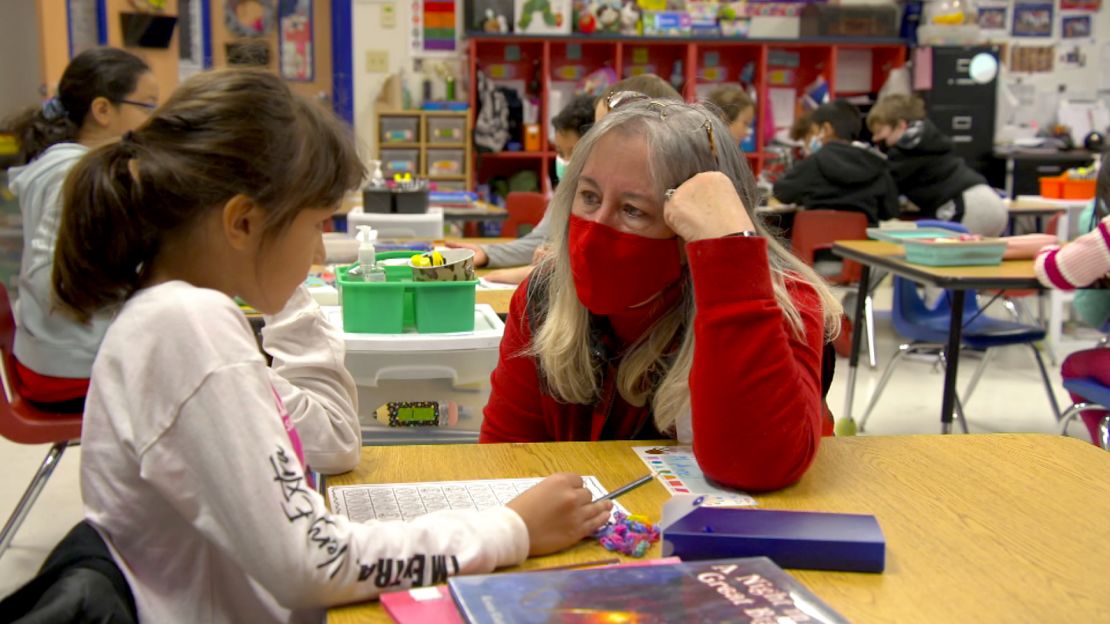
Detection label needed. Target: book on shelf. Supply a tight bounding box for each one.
[447,556,848,624]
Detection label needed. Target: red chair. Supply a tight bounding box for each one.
[790,210,868,285]
[500,192,547,238]
[791,210,877,366]
[0,284,82,558]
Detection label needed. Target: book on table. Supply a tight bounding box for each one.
[446,556,848,623]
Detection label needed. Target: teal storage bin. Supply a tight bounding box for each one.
[337,263,477,333]
[901,239,1007,267]
[866,227,962,243]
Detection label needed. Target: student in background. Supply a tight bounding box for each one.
[3,47,154,411]
[1035,158,1110,446]
[54,70,610,622]
[868,94,1006,236]
[772,100,900,225]
[705,84,755,144]
[464,76,683,285]
[448,94,596,272]
[480,100,842,492]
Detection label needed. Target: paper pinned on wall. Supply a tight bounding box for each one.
[834,49,873,94]
[768,87,796,132]
[912,47,933,90]
[1101,44,1110,91]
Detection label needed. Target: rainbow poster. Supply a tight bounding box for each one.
[411,0,458,56]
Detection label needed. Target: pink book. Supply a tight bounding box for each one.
[381,586,464,624]
[380,558,682,623]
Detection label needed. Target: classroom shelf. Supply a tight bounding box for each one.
[373,110,474,190]
[478,151,547,159]
[468,34,907,194]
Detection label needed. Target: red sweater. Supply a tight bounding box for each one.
[481,237,829,492]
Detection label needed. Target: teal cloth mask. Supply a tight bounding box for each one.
[555,156,568,181]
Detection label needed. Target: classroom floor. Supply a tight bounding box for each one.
[0,284,1101,597]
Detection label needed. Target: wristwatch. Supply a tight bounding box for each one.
[724,230,760,238]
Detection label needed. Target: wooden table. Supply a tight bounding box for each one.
[1006,195,1090,241]
[832,240,1043,434]
[475,267,514,316]
[325,435,1110,623]
[441,204,508,223]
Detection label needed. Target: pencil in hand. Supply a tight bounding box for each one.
[594,473,656,503]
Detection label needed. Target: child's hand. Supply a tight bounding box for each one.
[507,473,613,556]
[444,241,488,267]
[484,265,534,285]
[664,171,756,242]
[531,244,551,265]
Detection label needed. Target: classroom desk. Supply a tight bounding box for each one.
[325,434,1110,623]
[441,204,508,223]
[1006,195,1090,241]
[475,269,514,316]
[832,240,1042,434]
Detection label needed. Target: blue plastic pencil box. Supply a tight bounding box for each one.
[662,507,886,573]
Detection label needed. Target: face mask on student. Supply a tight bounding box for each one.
[807,136,822,155]
[567,214,682,315]
[555,156,568,181]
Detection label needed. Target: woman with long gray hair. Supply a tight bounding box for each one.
[479,99,842,491]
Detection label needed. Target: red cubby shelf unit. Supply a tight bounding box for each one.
[468,35,907,194]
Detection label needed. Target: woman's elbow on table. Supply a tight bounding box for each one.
[695,428,820,492]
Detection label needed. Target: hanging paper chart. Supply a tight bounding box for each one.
[279,0,313,81]
[411,0,458,57]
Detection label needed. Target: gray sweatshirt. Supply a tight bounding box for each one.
[482,210,551,268]
[9,142,111,378]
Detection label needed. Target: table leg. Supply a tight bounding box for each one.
[940,290,967,435]
[841,265,872,426]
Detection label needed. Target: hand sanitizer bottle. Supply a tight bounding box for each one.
[368,159,386,188]
[355,226,385,282]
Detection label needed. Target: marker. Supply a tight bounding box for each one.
[594,473,656,503]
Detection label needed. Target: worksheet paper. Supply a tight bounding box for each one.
[633,446,757,507]
[330,476,626,523]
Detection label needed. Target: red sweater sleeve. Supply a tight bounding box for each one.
[686,236,826,492]
[479,280,551,443]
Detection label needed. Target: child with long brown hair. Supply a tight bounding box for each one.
[4,46,155,411]
[55,69,610,622]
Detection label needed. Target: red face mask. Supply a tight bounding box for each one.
[567,214,683,316]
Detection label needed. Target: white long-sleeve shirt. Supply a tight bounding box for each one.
[81,281,528,623]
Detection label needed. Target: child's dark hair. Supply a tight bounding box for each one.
[2,47,149,165]
[53,69,365,322]
[812,100,862,142]
[552,94,598,137]
[867,94,927,130]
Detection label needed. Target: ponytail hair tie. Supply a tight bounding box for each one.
[41,97,68,122]
[119,131,139,156]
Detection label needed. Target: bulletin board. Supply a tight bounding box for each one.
[210,0,333,101]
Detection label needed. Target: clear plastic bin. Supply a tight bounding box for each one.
[380,148,419,176]
[426,148,465,176]
[346,206,444,238]
[426,116,466,143]
[323,305,504,444]
[380,116,420,144]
